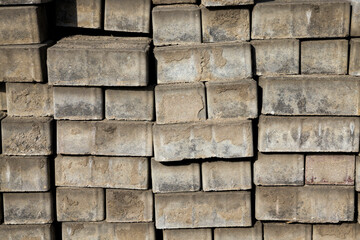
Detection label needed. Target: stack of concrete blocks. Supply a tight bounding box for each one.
[0,0,55,239]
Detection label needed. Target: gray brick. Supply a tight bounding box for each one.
[264,223,311,240]
[214,221,262,240]
[202,0,253,6]
[0,224,54,240]
[164,229,212,240]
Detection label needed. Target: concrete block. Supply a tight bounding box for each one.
[252,39,299,75]
[352,1,360,36]
[155,42,252,84]
[164,229,212,240]
[153,120,253,161]
[350,39,360,76]
[56,187,104,222]
[155,83,206,124]
[53,87,103,120]
[151,159,200,193]
[0,193,2,223]
[3,192,53,224]
[2,117,53,155]
[62,222,155,240]
[47,36,150,86]
[0,156,50,192]
[202,0,253,6]
[202,160,252,191]
[0,0,52,4]
[313,223,360,240]
[6,83,53,117]
[105,0,150,33]
[252,2,350,39]
[0,84,6,111]
[153,5,201,46]
[57,121,153,156]
[214,221,262,240]
[153,0,196,4]
[301,40,348,74]
[256,186,354,223]
[0,6,47,45]
[56,0,102,29]
[155,191,251,229]
[0,224,54,240]
[55,155,149,189]
[105,88,154,121]
[201,8,250,42]
[106,189,153,223]
[306,155,355,185]
[0,43,49,82]
[254,153,304,186]
[264,223,311,240]
[356,156,360,191]
[258,116,360,152]
[260,76,360,116]
[206,79,257,120]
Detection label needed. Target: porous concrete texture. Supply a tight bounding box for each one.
[155,42,252,84]
[155,191,252,228]
[152,5,201,46]
[155,82,206,124]
[305,155,355,185]
[0,156,50,192]
[0,42,49,82]
[6,83,53,117]
[3,192,53,224]
[256,186,354,223]
[202,160,252,191]
[153,120,253,161]
[56,187,104,222]
[202,0,254,6]
[105,88,154,121]
[254,153,304,186]
[106,189,153,223]
[53,87,103,120]
[151,159,201,193]
[0,224,54,240]
[264,223,312,240]
[301,40,348,75]
[56,0,102,29]
[206,79,258,120]
[350,39,360,76]
[47,36,151,86]
[251,39,299,76]
[252,2,350,39]
[258,116,360,152]
[105,0,151,33]
[201,8,250,42]
[55,156,149,189]
[163,229,212,240]
[214,221,262,240]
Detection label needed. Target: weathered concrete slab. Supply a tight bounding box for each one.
[153,0,196,4]
[0,0,52,4]
[264,223,311,240]
[350,39,360,76]
[0,224,54,240]
[164,229,212,240]
[214,221,262,240]
[313,223,360,240]
[202,0,254,6]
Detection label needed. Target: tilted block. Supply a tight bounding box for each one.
[264,223,311,240]
[258,116,359,152]
[0,156,50,192]
[62,222,155,240]
[254,153,304,186]
[0,225,54,240]
[3,192,53,224]
[105,0,150,33]
[155,43,252,84]
[155,191,251,229]
[56,156,149,189]
[48,36,150,86]
[252,39,299,76]
[163,229,212,240]
[313,223,360,240]
[206,79,257,120]
[152,5,201,46]
[153,120,253,161]
[252,2,350,39]
[201,8,250,42]
[301,40,348,74]
[53,87,103,120]
[151,159,200,193]
[106,189,153,223]
[155,83,206,124]
[214,221,262,240]
[6,83,53,117]
[202,0,253,6]
[256,186,354,223]
[350,39,360,76]
[57,121,153,156]
[56,187,104,222]
[0,6,48,45]
[0,43,49,82]
[260,76,360,116]
[56,0,102,29]
[2,117,53,155]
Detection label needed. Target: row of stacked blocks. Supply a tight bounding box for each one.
[1,0,360,239]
